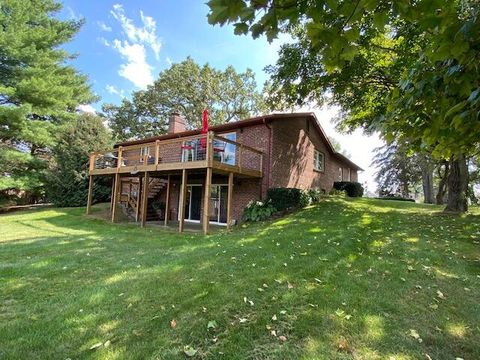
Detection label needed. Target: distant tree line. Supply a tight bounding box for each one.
[373,142,480,205]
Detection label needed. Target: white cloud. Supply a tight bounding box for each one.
[97,21,112,32]
[110,4,161,60]
[77,104,96,114]
[101,4,161,89]
[106,84,126,98]
[111,40,153,88]
[166,57,172,66]
[98,37,110,47]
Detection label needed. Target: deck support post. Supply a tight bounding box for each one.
[110,175,115,214]
[111,173,120,222]
[202,167,212,235]
[178,169,188,232]
[141,172,149,228]
[86,175,94,215]
[164,174,171,226]
[135,175,142,222]
[227,172,233,230]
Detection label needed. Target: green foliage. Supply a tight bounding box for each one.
[307,188,323,203]
[375,196,415,203]
[333,182,364,197]
[242,200,276,222]
[373,141,423,198]
[47,114,112,207]
[207,0,480,212]
[0,0,95,203]
[102,57,267,141]
[266,187,313,211]
[328,189,347,197]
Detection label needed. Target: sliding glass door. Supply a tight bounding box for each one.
[209,185,228,224]
[182,184,228,224]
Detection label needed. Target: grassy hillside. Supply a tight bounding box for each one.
[0,198,479,359]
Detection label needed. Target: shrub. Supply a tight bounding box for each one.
[242,200,276,222]
[307,188,323,203]
[267,188,304,211]
[329,189,347,197]
[333,181,364,197]
[267,187,325,210]
[375,196,415,202]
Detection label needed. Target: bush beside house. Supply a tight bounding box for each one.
[243,185,363,222]
[333,181,364,197]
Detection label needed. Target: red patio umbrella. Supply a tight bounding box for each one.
[199,109,209,151]
[202,109,209,134]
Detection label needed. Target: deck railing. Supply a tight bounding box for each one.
[89,132,263,176]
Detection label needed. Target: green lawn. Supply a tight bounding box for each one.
[1,198,479,359]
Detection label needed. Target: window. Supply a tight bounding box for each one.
[346,168,351,181]
[214,132,236,165]
[314,150,324,172]
[140,146,150,157]
[338,167,343,181]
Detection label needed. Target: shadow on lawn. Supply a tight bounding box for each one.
[1,199,479,359]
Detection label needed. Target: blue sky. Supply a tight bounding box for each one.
[59,0,382,192]
[59,1,282,109]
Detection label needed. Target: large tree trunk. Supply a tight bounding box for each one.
[421,161,434,204]
[444,154,468,212]
[436,161,449,205]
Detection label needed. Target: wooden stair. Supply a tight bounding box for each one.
[120,177,168,222]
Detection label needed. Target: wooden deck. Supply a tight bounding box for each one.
[88,132,263,178]
[86,132,263,234]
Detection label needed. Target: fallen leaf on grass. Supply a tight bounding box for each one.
[409,329,423,343]
[278,335,287,342]
[183,345,197,357]
[170,319,177,328]
[207,320,217,330]
[243,297,254,306]
[89,342,103,350]
[239,318,248,323]
[272,314,277,321]
[287,282,294,289]
[437,290,445,299]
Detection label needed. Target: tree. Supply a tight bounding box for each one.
[0,0,95,203]
[102,58,267,141]
[373,142,421,199]
[207,0,480,212]
[47,114,112,207]
[373,142,443,203]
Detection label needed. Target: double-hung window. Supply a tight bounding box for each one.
[314,150,324,172]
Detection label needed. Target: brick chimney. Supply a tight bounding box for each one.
[168,111,186,134]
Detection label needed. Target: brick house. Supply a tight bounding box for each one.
[86,112,362,233]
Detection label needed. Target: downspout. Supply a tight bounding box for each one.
[263,118,272,200]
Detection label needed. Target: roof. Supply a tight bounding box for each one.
[116,112,363,171]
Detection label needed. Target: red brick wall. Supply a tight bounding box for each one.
[269,116,358,192]
[129,118,359,225]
